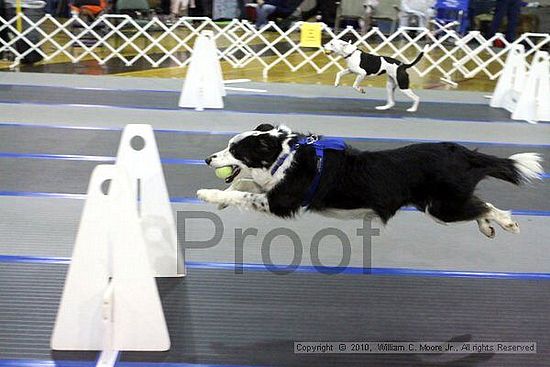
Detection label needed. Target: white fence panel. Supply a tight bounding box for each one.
[1,14,549,84]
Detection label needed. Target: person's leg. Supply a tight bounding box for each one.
[0,0,10,48]
[160,0,170,15]
[318,0,336,27]
[489,0,507,37]
[255,3,277,28]
[236,0,245,19]
[301,2,319,21]
[399,12,409,27]
[505,0,521,41]
[170,0,182,17]
[418,14,428,28]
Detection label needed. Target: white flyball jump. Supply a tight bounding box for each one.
[512,51,550,123]
[51,124,182,367]
[179,30,226,110]
[490,45,550,124]
[490,44,526,113]
[116,124,184,277]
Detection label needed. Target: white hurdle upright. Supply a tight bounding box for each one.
[51,123,184,366]
[116,124,185,277]
[51,165,171,365]
[490,44,526,113]
[179,30,226,110]
[512,51,550,124]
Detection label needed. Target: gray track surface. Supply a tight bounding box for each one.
[1,263,549,366]
[1,125,549,166]
[2,198,549,273]
[1,74,549,367]
[0,125,548,212]
[0,157,548,211]
[0,71,492,104]
[3,104,549,146]
[0,84,517,122]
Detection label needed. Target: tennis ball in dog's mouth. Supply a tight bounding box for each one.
[215,166,234,180]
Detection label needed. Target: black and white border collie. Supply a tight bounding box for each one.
[197,124,543,238]
[323,39,428,112]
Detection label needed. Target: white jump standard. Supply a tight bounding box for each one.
[323,39,429,112]
[51,124,182,367]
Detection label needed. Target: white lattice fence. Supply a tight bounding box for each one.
[1,14,549,83]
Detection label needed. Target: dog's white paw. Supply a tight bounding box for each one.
[501,221,520,234]
[477,218,497,238]
[407,105,419,112]
[482,226,496,239]
[376,104,394,111]
[197,189,224,204]
[334,81,340,87]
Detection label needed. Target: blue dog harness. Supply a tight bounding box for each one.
[270,135,347,207]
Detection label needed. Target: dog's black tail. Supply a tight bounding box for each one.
[403,45,429,69]
[468,151,543,185]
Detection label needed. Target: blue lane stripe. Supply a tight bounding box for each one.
[162,158,205,165]
[0,191,87,200]
[0,152,205,166]
[330,136,550,148]
[1,255,549,280]
[0,359,255,367]
[1,99,544,125]
[399,206,550,216]
[0,152,116,162]
[0,152,547,178]
[171,196,203,204]
[0,122,124,131]
[0,84,181,94]
[329,136,550,148]
[2,121,550,148]
[0,255,70,264]
[0,191,548,216]
[506,209,550,216]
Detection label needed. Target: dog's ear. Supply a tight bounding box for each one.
[256,135,281,154]
[259,136,274,149]
[254,123,274,132]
